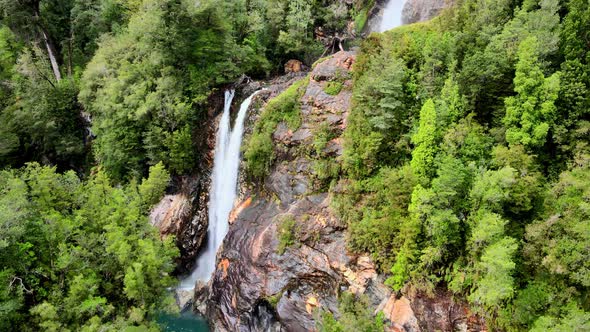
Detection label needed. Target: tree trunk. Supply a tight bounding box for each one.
[31,1,61,82]
[41,29,61,81]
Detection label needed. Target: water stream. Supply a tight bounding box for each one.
[179,90,260,289]
[379,0,408,32]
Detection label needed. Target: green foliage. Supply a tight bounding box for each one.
[469,237,518,310]
[354,7,370,33]
[504,37,560,148]
[278,0,313,53]
[337,0,590,328]
[530,304,590,332]
[342,165,416,271]
[525,158,590,288]
[313,122,335,156]
[244,77,308,179]
[324,81,344,96]
[0,37,86,170]
[318,292,385,332]
[343,31,426,178]
[0,163,177,330]
[311,122,340,189]
[265,292,282,309]
[138,162,170,209]
[277,214,299,254]
[411,99,439,183]
[78,0,200,180]
[165,125,196,174]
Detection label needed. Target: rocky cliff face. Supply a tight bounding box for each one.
[149,175,210,274]
[402,0,452,25]
[194,51,484,332]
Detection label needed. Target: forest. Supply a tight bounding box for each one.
[0,0,588,331]
[331,0,590,330]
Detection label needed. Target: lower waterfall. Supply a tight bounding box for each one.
[179,89,260,289]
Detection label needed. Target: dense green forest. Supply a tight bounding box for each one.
[331,0,590,330]
[0,0,589,330]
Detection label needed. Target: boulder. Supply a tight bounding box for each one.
[311,51,355,82]
[284,59,304,73]
[149,176,210,274]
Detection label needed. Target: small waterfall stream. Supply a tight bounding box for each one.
[179,90,260,289]
[379,0,408,32]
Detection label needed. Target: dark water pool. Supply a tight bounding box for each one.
[158,311,210,332]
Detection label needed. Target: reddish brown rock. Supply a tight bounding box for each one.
[285,59,304,73]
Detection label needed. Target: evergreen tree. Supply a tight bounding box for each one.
[411,99,438,183]
[504,37,560,148]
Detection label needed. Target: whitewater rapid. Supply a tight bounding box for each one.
[180,90,260,289]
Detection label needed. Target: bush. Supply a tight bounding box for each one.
[324,81,344,96]
[318,292,385,332]
[277,214,299,255]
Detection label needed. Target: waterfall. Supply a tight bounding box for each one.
[379,0,407,32]
[179,90,260,289]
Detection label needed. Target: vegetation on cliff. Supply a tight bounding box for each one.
[336,0,590,329]
[244,76,308,179]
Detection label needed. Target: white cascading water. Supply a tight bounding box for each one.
[179,90,260,289]
[379,0,407,32]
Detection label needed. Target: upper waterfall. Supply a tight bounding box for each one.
[179,89,260,289]
[379,0,408,32]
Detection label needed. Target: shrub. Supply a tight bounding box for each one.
[318,292,385,332]
[277,214,299,254]
[266,293,282,309]
[324,81,344,96]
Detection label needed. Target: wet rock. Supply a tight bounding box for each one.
[291,129,313,144]
[176,288,195,310]
[325,114,344,126]
[193,281,210,316]
[402,0,452,25]
[229,197,253,224]
[150,194,191,235]
[383,296,421,332]
[324,138,344,156]
[246,302,284,332]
